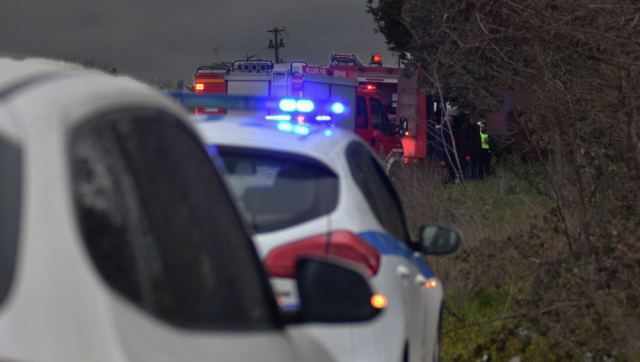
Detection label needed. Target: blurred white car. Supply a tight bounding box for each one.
[0,59,382,362]
[197,113,461,362]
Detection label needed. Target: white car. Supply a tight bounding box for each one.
[0,58,382,362]
[197,113,461,362]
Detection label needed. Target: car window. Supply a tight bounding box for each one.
[346,142,409,241]
[70,110,278,330]
[370,98,392,135]
[0,134,21,307]
[214,146,339,233]
[370,98,384,131]
[356,96,367,129]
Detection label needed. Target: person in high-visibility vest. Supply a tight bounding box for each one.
[479,121,492,179]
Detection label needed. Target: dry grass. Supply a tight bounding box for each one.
[390,158,640,361]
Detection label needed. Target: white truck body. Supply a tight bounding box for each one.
[225,61,358,130]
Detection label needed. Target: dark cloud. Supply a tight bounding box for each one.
[0,0,394,83]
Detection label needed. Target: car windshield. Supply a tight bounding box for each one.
[212,146,338,233]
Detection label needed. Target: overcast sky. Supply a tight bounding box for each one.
[0,0,394,83]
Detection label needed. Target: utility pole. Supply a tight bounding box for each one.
[267,27,286,63]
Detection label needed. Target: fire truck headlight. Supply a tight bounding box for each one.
[296,99,315,113]
[279,98,298,112]
[330,102,346,114]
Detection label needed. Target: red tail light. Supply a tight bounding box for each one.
[264,231,381,278]
[194,83,205,92]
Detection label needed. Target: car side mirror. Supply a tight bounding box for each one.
[292,258,384,323]
[417,224,462,255]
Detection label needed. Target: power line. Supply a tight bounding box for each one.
[267,27,286,63]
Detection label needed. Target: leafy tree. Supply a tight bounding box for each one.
[368,0,640,358]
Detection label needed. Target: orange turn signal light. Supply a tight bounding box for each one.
[195,83,205,91]
[370,293,388,309]
[423,278,438,289]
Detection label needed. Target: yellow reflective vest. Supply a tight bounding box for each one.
[480,131,490,150]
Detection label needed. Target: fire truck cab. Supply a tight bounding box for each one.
[328,53,430,163]
[355,88,403,158]
[193,65,227,114]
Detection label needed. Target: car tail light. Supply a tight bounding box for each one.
[264,231,381,278]
[370,293,388,309]
[195,83,205,92]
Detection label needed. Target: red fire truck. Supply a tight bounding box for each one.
[193,65,227,114]
[191,56,429,165]
[327,53,430,163]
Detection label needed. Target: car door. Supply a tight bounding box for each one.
[369,97,402,156]
[69,108,326,362]
[345,141,428,361]
[355,94,374,146]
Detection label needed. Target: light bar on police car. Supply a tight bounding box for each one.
[296,99,315,113]
[315,115,332,121]
[277,122,294,132]
[265,114,292,121]
[278,98,315,113]
[278,98,298,112]
[330,102,346,114]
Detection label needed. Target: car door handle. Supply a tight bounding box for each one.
[397,265,411,278]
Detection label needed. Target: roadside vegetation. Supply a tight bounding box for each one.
[377,0,640,359]
[391,156,638,361]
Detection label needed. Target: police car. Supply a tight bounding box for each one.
[0,58,382,362]
[196,100,461,362]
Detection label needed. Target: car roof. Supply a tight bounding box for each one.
[196,115,365,168]
[0,57,94,92]
[0,57,188,134]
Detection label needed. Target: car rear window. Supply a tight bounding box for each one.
[0,135,21,307]
[71,111,277,330]
[214,146,339,233]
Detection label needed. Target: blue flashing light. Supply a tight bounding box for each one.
[297,99,315,113]
[324,130,333,137]
[330,102,346,114]
[315,115,332,122]
[266,114,292,121]
[277,122,294,132]
[293,125,310,136]
[279,98,298,112]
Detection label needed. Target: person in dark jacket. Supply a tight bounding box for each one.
[461,114,483,180]
[433,116,462,183]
